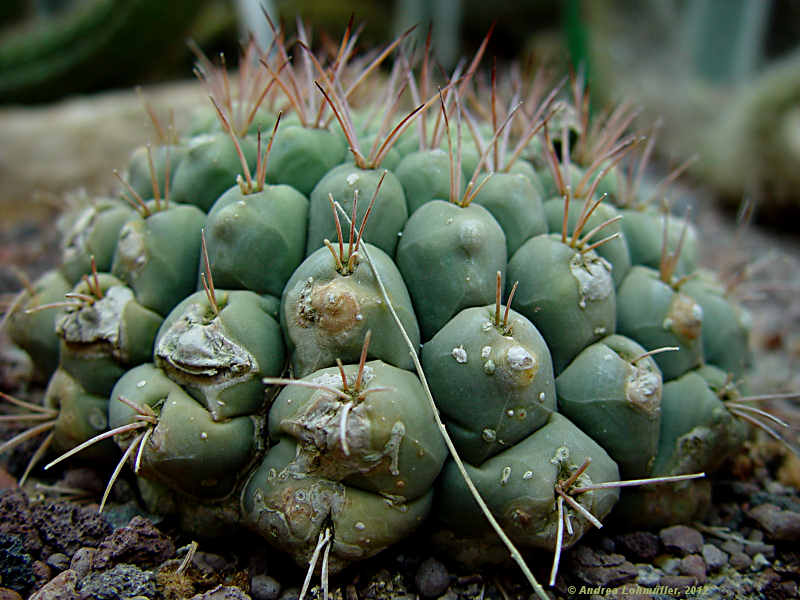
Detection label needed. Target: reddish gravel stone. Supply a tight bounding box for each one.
[748,504,800,541]
[678,554,706,583]
[659,525,704,556]
[27,570,78,600]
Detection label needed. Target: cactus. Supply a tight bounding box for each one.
[2,18,796,599]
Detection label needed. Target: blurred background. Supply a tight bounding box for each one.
[1,0,800,225]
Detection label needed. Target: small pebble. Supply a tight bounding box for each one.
[599,537,616,554]
[415,557,449,597]
[189,585,251,600]
[678,554,707,583]
[27,570,78,600]
[748,503,800,541]
[659,575,699,589]
[654,556,681,575]
[701,544,727,572]
[635,565,661,587]
[251,575,281,600]
[743,541,775,558]
[750,553,770,572]
[616,532,660,562]
[45,553,70,572]
[278,587,299,600]
[729,551,752,571]
[719,539,743,555]
[69,547,95,579]
[659,525,703,555]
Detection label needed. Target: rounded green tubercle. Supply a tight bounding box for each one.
[543,197,632,287]
[55,273,164,396]
[436,412,619,551]
[205,183,309,297]
[170,133,258,212]
[395,148,463,215]
[307,164,408,257]
[422,305,555,465]
[508,233,616,374]
[154,290,285,421]
[111,202,206,317]
[59,199,136,285]
[110,364,259,499]
[397,200,507,340]
[556,334,662,478]
[616,266,703,381]
[5,269,71,381]
[264,125,346,196]
[679,270,752,378]
[473,172,548,256]
[281,242,419,377]
[45,367,114,460]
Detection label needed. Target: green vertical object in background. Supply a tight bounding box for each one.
[0,0,206,103]
[564,0,589,77]
[683,0,771,85]
[393,0,463,69]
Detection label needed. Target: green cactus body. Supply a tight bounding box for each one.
[127,144,186,203]
[306,165,408,257]
[110,364,259,498]
[59,199,136,285]
[396,200,507,340]
[242,438,434,574]
[505,159,545,198]
[651,367,747,477]
[614,366,747,529]
[281,243,419,377]
[508,233,616,373]
[154,290,285,421]
[111,202,206,317]
[536,161,584,200]
[421,305,556,465]
[436,412,619,552]
[264,126,346,196]
[170,133,258,212]
[679,270,752,378]
[395,148,464,215]
[555,334,662,478]
[620,210,699,278]
[204,183,309,297]
[5,269,71,380]
[56,274,163,396]
[267,360,447,500]
[616,266,704,381]
[543,197,632,287]
[473,172,548,256]
[44,367,114,460]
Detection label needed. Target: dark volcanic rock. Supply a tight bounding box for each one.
[415,557,450,597]
[77,563,156,600]
[92,516,174,570]
[0,534,34,595]
[0,491,42,554]
[31,500,112,556]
